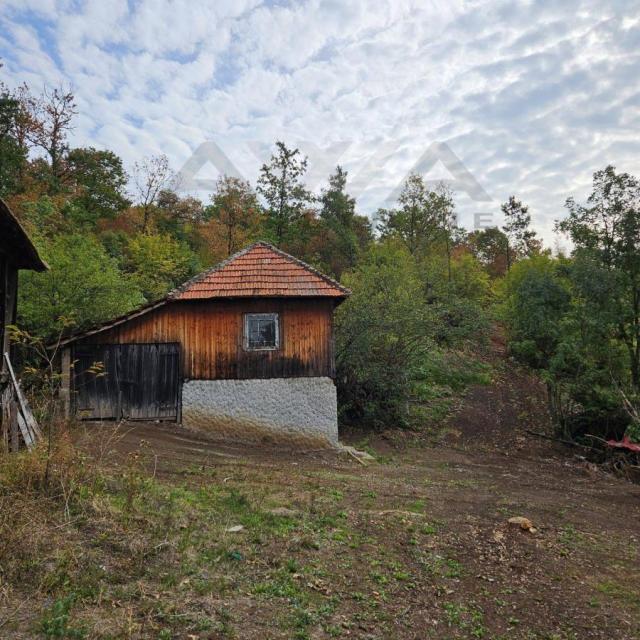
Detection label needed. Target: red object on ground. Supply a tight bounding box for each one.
[606,435,640,452]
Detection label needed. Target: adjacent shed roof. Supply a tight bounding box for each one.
[0,199,48,271]
[170,242,350,300]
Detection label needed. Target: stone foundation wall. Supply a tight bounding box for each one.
[181,377,339,446]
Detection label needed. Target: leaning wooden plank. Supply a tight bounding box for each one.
[10,400,19,452]
[3,352,41,441]
[2,378,24,451]
[16,409,34,449]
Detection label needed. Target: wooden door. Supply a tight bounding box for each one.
[74,343,180,421]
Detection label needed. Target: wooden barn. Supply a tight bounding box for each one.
[0,199,47,375]
[58,242,350,445]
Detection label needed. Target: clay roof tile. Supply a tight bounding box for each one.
[169,242,350,301]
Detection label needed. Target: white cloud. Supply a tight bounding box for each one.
[0,0,639,244]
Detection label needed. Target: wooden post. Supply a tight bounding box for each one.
[60,346,72,420]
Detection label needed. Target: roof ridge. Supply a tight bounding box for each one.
[166,242,263,300]
[255,242,351,295]
[169,240,350,299]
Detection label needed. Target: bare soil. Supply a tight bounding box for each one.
[2,336,639,639]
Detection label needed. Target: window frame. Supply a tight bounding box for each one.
[243,312,280,351]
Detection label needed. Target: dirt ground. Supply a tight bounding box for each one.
[63,336,640,640]
[2,337,640,639]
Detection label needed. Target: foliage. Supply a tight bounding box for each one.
[0,86,27,196]
[336,242,436,429]
[499,164,640,441]
[501,195,539,269]
[467,227,509,278]
[558,165,640,391]
[124,233,200,301]
[257,141,314,244]
[65,147,130,224]
[209,175,264,254]
[317,166,371,278]
[18,233,144,338]
[499,252,630,440]
[377,174,453,259]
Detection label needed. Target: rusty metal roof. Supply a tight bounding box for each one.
[170,242,350,300]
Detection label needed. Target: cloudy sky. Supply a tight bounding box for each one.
[1,0,639,243]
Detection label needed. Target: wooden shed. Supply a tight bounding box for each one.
[1,199,47,450]
[58,242,350,445]
[0,199,47,375]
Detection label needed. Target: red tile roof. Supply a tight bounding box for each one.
[170,242,350,300]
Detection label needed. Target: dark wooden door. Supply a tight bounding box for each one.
[74,343,180,421]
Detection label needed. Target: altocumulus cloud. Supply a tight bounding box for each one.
[1,0,639,243]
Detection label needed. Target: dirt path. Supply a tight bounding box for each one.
[65,339,640,639]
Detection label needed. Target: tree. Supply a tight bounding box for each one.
[0,86,27,196]
[435,183,457,282]
[124,233,200,301]
[257,141,314,244]
[558,165,640,390]
[66,147,130,224]
[335,242,433,428]
[18,233,144,339]
[131,154,174,233]
[317,166,370,278]
[377,174,437,256]
[501,195,539,269]
[377,175,456,274]
[27,86,77,192]
[467,227,509,277]
[156,190,207,225]
[209,176,263,255]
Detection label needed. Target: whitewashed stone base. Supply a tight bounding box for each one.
[181,378,339,446]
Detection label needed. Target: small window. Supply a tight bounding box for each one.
[244,313,280,350]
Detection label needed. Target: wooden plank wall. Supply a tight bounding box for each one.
[78,298,336,380]
[0,254,18,371]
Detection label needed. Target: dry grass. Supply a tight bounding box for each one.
[0,420,638,639]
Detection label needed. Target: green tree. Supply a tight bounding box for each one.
[156,189,207,226]
[500,256,571,371]
[18,233,144,338]
[377,176,457,279]
[124,233,200,301]
[257,141,314,244]
[0,87,28,196]
[501,195,539,269]
[317,166,371,278]
[377,174,438,256]
[467,227,509,278]
[66,147,130,224]
[335,242,433,428]
[558,165,640,390]
[499,253,626,438]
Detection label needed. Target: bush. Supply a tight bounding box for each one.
[335,242,434,429]
[18,233,145,339]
